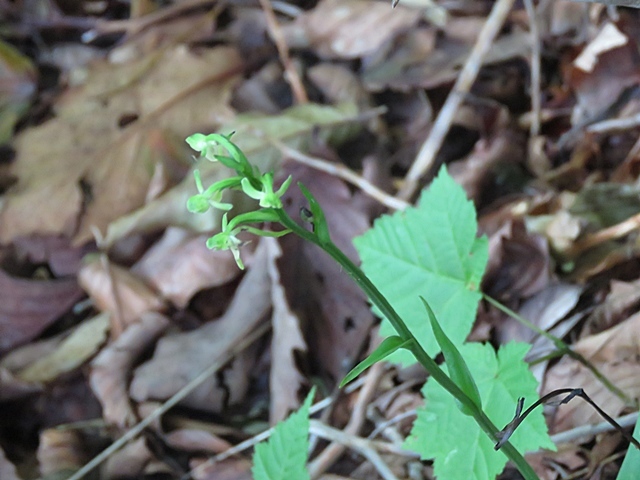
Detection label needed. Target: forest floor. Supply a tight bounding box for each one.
[3,0,640,479]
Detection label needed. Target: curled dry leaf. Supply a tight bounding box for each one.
[483,218,552,301]
[264,237,307,424]
[283,0,420,60]
[164,429,233,454]
[78,255,165,335]
[130,241,272,411]
[0,268,84,355]
[562,22,640,144]
[132,228,242,308]
[16,313,110,383]
[90,312,170,428]
[103,438,152,480]
[37,429,85,478]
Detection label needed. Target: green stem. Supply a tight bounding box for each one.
[276,210,539,480]
[483,294,636,408]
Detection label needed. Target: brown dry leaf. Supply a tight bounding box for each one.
[283,0,420,60]
[544,311,640,433]
[449,128,525,204]
[78,254,165,333]
[362,29,531,92]
[190,457,252,480]
[562,22,640,143]
[264,237,307,423]
[129,240,271,411]
[132,227,241,308]
[585,278,640,335]
[279,162,373,382]
[90,312,170,428]
[10,236,91,277]
[526,446,586,480]
[164,428,232,454]
[16,312,110,383]
[482,218,552,301]
[0,45,241,245]
[103,438,152,479]
[0,268,84,355]
[37,429,85,478]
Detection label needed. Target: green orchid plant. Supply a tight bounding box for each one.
[185,132,540,480]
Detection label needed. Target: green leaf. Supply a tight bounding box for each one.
[419,296,481,414]
[354,166,488,365]
[340,336,412,387]
[617,417,640,480]
[404,343,555,480]
[252,387,315,480]
[298,183,331,244]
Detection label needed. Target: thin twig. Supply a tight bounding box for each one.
[64,322,271,480]
[309,362,386,478]
[551,411,639,446]
[271,139,410,211]
[396,0,516,201]
[586,113,640,134]
[523,0,541,137]
[257,0,308,104]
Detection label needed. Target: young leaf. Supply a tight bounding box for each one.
[419,296,481,414]
[354,166,488,365]
[404,343,555,480]
[340,336,412,387]
[616,416,640,480]
[252,387,315,480]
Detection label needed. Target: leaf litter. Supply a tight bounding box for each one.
[5,1,640,479]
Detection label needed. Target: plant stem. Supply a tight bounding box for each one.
[276,210,540,480]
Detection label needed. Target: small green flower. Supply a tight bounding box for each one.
[241,173,292,209]
[186,170,235,213]
[207,213,246,268]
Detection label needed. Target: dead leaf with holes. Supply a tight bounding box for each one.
[278,161,373,382]
[0,45,241,245]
